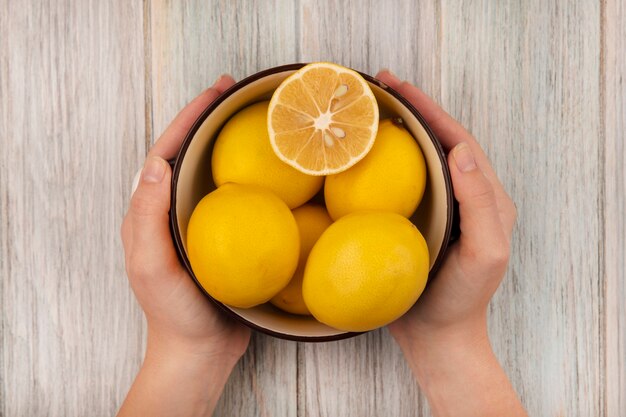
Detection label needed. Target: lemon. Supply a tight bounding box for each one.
[303,212,429,332]
[270,204,333,315]
[212,101,323,209]
[268,62,379,175]
[186,183,299,308]
[324,119,427,220]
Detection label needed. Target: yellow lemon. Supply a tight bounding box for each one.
[268,62,379,175]
[212,101,323,209]
[303,212,429,332]
[270,204,333,315]
[186,183,299,308]
[324,119,427,220]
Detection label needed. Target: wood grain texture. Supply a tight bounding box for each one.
[148,2,300,416]
[0,1,147,416]
[299,329,430,417]
[1,1,624,416]
[440,1,604,415]
[299,0,441,99]
[149,0,300,137]
[297,1,439,416]
[603,0,626,415]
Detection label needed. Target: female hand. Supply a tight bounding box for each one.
[118,75,250,417]
[377,70,517,346]
[377,70,526,417]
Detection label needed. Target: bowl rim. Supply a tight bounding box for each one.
[169,63,455,342]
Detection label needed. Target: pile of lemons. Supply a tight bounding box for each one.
[187,63,430,332]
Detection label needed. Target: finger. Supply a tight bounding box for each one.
[376,69,403,90]
[213,74,236,93]
[394,83,518,237]
[376,69,516,238]
[376,72,497,187]
[449,143,509,269]
[376,70,470,151]
[127,156,185,281]
[148,75,237,160]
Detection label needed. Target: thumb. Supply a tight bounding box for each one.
[448,143,508,267]
[128,156,181,279]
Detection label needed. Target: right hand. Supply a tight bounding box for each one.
[376,70,527,417]
[375,70,517,347]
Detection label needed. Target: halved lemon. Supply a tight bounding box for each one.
[268,62,379,176]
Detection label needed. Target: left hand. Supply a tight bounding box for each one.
[121,75,250,362]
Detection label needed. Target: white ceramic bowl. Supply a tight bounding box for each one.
[170,64,457,341]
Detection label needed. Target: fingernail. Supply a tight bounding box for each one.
[453,143,477,172]
[131,168,142,195]
[142,156,166,183]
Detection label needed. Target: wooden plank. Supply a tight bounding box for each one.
[299,0,441,98]
[297,1,440,416]
[299,330,430,417]
[149,0,300,136]
[0,0,8,412]
[0,1,617,416]
[148,2,299,416]
[603,0,626,415]
[440,1,603,416]
[0,1,147,416]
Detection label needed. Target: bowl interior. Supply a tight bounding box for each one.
[173,68,451,340]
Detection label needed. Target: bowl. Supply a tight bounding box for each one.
[170,63,456,342]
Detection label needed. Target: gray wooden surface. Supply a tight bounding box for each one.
[1,1,624,416]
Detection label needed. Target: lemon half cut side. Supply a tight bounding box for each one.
[268,62,379,176]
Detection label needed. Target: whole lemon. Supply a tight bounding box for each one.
[186,183,300,308]
[212,101,324,209]
[270,204,333,315]
[303,212,429,332]
[324,119,427,220]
